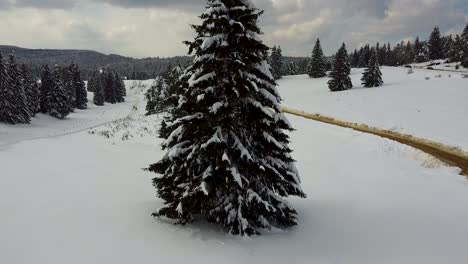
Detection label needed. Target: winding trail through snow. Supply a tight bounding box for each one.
[283,107,468,177]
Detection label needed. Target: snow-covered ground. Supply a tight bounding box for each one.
[1,79,468,263]
[0,80,151,148]
[278,67,468,150]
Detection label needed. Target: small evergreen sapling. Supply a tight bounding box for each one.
[361,49,384,88]
[328,43,353,92]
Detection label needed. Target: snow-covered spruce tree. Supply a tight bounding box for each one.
[428,26,444,60]
[270,45,283,80]
[93,73,105,106]
[148,0,306,236]
[361,49,383,88]
[145,77,167,116]
[48,66,71,119]
[70,63,88,109]
[287,61,298,75]
[21,64,41,116]
[328,43,353,92]
[63,64,76,113]
[307,38,327,78]
[0,53,31,124]
[104,72,117,104]
[40,65,54,113]
[114,73,126,102]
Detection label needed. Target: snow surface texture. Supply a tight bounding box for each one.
[278,67,468,150]
[1,76,468,263]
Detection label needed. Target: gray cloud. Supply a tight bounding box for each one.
[0,0,466,57]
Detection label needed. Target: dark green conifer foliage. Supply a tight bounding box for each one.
[104,72,117,104]
[0,53,31,124]
[21,64,40,116]
[70,64,88,109]
[361,49,384,88]
[48,66,71,119]
[270,45,283,80]
[93,73,105,106]
[307,38,327,78]
[40,65,54,113]
[149,0,306,236]
[428,27,444,60]
[328,43,353,92]
[114,73,126,103]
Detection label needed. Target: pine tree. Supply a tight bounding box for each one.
[0,53,31,124]
[87,71,98,92]
[361,49,383,88]
[149,0,306,236]
[414,36,427,63]
[145,77,165,115]
[21,64,40,116]
[40,65,54,113]
[462,23,468,67]
[270,45,283,80]
[114,73,126,103]
[307,38,327,78]
[93,73,105,106]
[328,43,353,92]
[104,71,117,104]
[428,26,444,60]
[70,64,88,109]
[48,66,71,119]
[287,61,298,75]
[63,64,76,112]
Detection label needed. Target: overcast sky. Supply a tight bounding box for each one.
[0,0,466,58]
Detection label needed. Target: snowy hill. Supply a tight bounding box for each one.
[278,67,468,150]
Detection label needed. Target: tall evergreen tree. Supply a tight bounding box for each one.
[148,0,306,236]
[361,49,383,88]
[287,61,298,75]
[70,63,88,109]
[114,73,126,103]
[307,38,327,78]
[270,45,283,80]
[328,43,353,92]
[145,77,166,116]
[63,64,76,112]
[40,65,54,113]
[48,66,71,119]
[21,64,40,116]
[104,71,117,104]
[414,36,427,63]
[0,53,31,124]
[93,73,105,106]
[428,26,444,60]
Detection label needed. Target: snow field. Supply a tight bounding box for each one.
[278,67,468,150]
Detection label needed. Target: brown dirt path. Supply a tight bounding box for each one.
[283,107,468,177]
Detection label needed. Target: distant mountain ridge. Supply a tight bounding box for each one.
[0,45,192,79]
[0,45,309,79]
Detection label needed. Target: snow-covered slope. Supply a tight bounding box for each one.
[278,67,468,150]
[1,80,468,263]
[0,80,152,148]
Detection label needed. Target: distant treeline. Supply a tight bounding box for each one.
[0,45,193,80]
